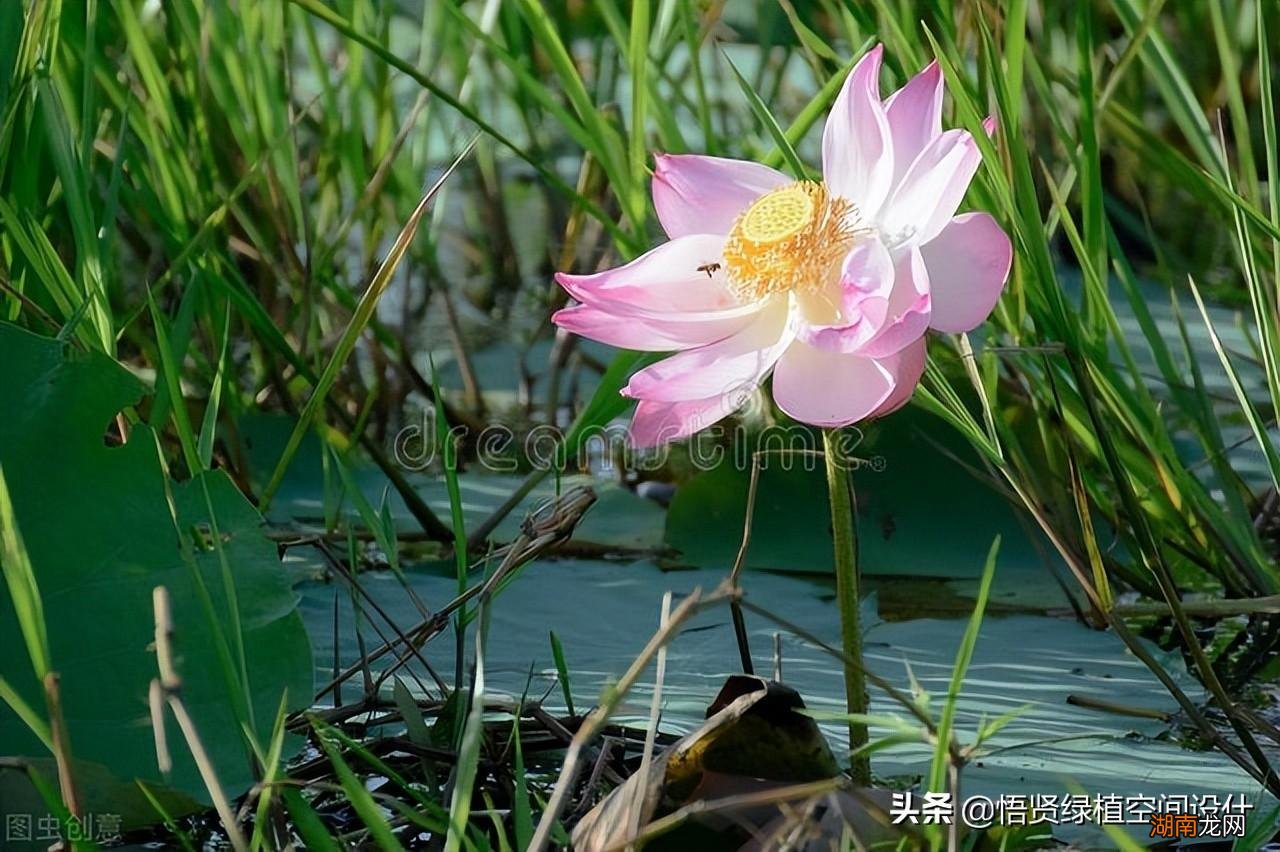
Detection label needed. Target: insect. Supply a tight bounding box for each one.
[696,262,722,277]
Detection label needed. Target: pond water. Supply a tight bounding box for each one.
[248,273,1280,846]
[294,557,1268,846]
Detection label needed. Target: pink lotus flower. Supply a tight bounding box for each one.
[553,46,1012,447]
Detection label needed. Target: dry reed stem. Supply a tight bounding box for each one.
[150,586,249,852]
[527,584,733,852]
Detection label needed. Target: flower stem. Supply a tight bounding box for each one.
[822,427,870,785]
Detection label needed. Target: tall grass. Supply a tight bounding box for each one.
[4,0,1280,844]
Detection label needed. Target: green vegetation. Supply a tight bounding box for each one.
[2,0,1280,848]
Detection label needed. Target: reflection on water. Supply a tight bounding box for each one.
[297,557,1269,842]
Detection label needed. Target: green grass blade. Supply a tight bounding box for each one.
[722,52,807,178]
[1002,0,1028,130]
[1109,0,1225,175]
[928,537,1000,794]
[288,0,637,250]
[445,603,488,852]
[1075,2,1106,292]
[627,0,651,217]
[280,788,341,852]
[511,0,632,216]
[136,781,198,852]
[429,355,469,604]
[0,463,51,679]
[0,675,52,750]
[145,286,202,475]
[1188,278,1280,494]
[0,199,99,351]
[259,137,475,510]
[316,727,405,850]
[248,694,292,852]
[1260,0,1279,285]
[392,677,432,748]
[511,719,533,849]
[676,0,713,148]
[549,630,575,717]
[760,46,868,171]
[330,451,405,581]
[35,77,113,353]
[428,353,470,706]
[437,0,597,160]
[318,722,451,824]
[1208,0,1258,202]
[197,300,231,470]
[24,764,100,852]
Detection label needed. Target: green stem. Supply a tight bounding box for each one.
[823,427,870,784]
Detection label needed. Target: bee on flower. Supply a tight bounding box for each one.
[553,45,1012,447]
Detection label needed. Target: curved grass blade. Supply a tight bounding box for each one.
[512,719,533,849]
[760,44,868,170]
[280,788,340,852]
[1189,277,1280,495]
[928,536,1000,794]
[0,463,51,680]
[258,136,476,510]
[285,0,635,251]
[549,629,575,717]
[315,726,404,851]
[722,52,807,178]
[145,285,202,475]
[197,300,231,470]
[1109,0,1225,176]
[445,602,488,852]
[1261,0,1279,284]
